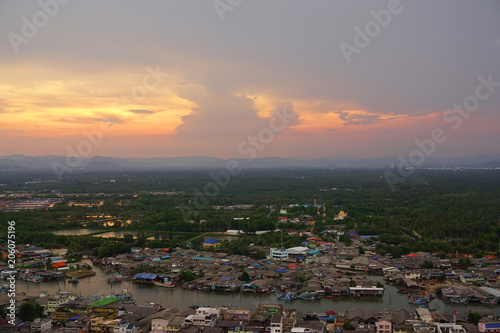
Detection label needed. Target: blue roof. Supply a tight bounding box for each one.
[69,316,81,321]
[202,238,219,244]
[193,256,213,261]
[485,324,500,329]
[276,269,288,273]
[134,273,158,279]
[252,263,261,266]
[221,277,231,280]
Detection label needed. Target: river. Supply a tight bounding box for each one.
[17,260,500,315]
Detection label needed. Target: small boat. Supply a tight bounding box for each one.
[481,298,497,305]
[153,276,175,288]
[300,293,316,300]
[408,292,429,304]
[182,283,196,290]
[450,297,468,304]
[276,291,296,301]
[68,277,78,283]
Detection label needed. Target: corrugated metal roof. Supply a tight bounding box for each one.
[134,273,158,279]
[480,287,500,298]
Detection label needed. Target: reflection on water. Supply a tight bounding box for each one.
[51,229,100,236]
[16,260,500,315]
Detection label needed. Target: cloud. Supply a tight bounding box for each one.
[0,99,7,113]
[336,111,404,126]
[128,109,156,115]
[56,115,124,125]
[326,128,337,131]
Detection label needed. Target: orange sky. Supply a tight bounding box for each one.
[1,1,499,159]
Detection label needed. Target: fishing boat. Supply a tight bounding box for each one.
[108,273,129,284]
[153,276,175,288]
[68,277,78,284]
[300,293,316,300]
[450,297,468,304]
[276,291,296,301]
[182,283,196,290]
[408,292,429,304]
[481,298,497,305]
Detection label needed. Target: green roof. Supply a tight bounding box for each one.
[88,297,120,306]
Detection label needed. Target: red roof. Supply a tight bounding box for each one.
[406,253,420,257]
[52,262,66,268]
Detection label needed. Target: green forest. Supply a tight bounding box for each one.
[0,168,499,258]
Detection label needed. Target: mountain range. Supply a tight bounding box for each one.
[0,154,499,172]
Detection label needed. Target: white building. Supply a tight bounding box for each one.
[31,318,52,332]
[226,229,244,235]
[269,248,289,260]
[271,314,282,333]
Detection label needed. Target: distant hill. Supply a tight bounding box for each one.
[0,154,499,172]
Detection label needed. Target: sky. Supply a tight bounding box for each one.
[1,0,499,160]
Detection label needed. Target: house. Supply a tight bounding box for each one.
[377,320,392,333]
[31,318,52,332]
[202,239,220,248]
[479,323,500,333]
[223,309,252,324]
[270,314,282,333]
[114,321,140,333]
[436,323,466,333]
[151,310,176,331]
[167,316,186,333]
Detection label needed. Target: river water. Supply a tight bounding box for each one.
[16,260,500,316]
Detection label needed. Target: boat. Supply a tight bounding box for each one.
[276,291,296,301]
[68,277,78,284]
[300,293,316,300]
[153,276,175,288]
[481,298,497,305]
[450,297,468,304]
[182,283,196,290]
[108,273,128,283]
[408,292,429,304]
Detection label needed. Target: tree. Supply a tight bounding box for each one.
[238,271,250,281]
[436,250,447,259]
[468,312,481,325]
[256,250,266,259]
[349,279,356,287]
[180,270,196,281]
[18,300,44,322]
[123,233,134,244]
[421,260,433,269]
[458,257,472,269]
[343,321,355,330]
